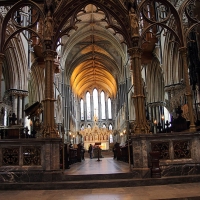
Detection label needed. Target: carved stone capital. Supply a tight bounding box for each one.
[128,47,142,58]
[43,50,57,62]
[148,101,166,107]
[42,124,59,138]
[6,89,29,97]
[130,36,140,47]
[179,47,187,57]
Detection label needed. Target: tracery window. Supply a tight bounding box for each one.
[108,98,112,119]
[82,90,113,122]
[93,89,98,118]
[86,92,91,120]
[80,99,84,120]
[101,91,106,119]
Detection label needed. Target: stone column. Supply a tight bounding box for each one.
[22,96,25,125]
[105,96,108,120]
[18,96,22,125]
[0,53,5,102]
[42,50,58,138]
[13,95,18,117]
[179,47,196,132]
[84,97,87,121]
[128,46,150,134]
[65,84,70,141]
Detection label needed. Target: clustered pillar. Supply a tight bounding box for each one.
[179,47,196,132]
[128,44,150,134]
[42,50,58,138]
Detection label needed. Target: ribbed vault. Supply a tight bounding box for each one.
[61,4,126,98]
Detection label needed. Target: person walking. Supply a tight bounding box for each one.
[88,144,93,159]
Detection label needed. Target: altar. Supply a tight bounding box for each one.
[79,118,112,150]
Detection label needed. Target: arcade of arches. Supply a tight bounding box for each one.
[0,0,200,184]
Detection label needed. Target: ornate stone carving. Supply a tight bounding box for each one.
[23,146,41,165]
[165,82,185,112]
[44,11,54,41]
[5,89,28,97]
[129,7,139,37]
[2,148,19,166]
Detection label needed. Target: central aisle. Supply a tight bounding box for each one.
[64,152,131,175]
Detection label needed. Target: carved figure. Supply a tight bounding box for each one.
[129,7,139,37]
[44,11,53,40]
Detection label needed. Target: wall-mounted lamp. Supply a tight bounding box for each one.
[161,115,165,121]
[153,119,157,125]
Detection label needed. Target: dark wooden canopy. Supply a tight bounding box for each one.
[0,0,44,6]
[24,101,42,119]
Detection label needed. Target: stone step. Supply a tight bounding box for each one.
[0,175,200,190]
[62,172,145,181]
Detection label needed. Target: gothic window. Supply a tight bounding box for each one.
[93,89,98,118]
[108,98,112,119]
[102,124,106,128]
[80,99,84,120]
[101,91,106,119]
[86,92,91,120]
[109,124,112,130]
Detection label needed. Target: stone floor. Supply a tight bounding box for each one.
[0,182,200,200]
[0,151,200,199]
[65,153,131,175]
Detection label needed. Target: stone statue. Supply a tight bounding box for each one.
[44,11,53,40]
[129,7,139,37]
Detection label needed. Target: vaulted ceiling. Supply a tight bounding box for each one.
[61,4,127,98]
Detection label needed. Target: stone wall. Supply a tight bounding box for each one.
[131,132,200,176]
[0,138,62,171]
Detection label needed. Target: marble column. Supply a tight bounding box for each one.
[128,45,150,134]
[179,47,196,132]
[42,50,57,138]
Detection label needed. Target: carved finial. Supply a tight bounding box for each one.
[124,0,137,12]
[44,0,56,15]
